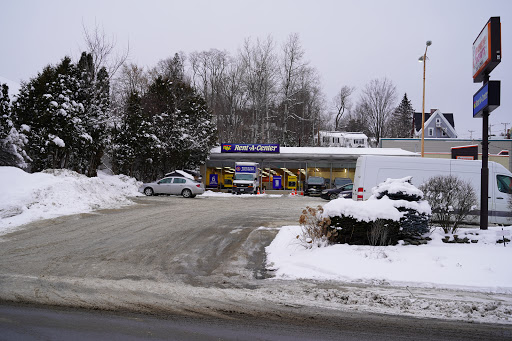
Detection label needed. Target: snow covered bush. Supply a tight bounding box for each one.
[372,177,430,238]
[419,175,477,234]
[319,177,431,246]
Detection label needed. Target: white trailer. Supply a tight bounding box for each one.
[352,155,512,225]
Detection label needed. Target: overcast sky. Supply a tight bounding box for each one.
[1,0,511,139]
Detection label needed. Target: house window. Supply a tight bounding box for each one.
[353,139,364,145]
[428,128,434,136]
[442,130,447,137]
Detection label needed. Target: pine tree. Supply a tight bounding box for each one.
[0,83,29,167]
[109,74,217,181]
[388,93,414,138]
[0,84,10,140]
[12,53,110,174]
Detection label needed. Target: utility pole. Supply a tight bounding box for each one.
[468,130,475,139]
[502,122,510,136]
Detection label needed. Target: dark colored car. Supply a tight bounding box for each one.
[321,183,353,200]
[332,177,352,188]
[304,176,327,196]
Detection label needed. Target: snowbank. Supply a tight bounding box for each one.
[266,225,512,293]
[0,167,142,234]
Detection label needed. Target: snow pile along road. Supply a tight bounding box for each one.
[266,225,512,293]
[0,167,142,234]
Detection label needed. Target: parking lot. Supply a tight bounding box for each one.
[0,194,321,307]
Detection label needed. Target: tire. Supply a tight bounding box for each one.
[144,187,154,196]
[329,193,338,200]
[182,188,192,198]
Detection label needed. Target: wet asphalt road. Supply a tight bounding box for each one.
[0,194,511,339]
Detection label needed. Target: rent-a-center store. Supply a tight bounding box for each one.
[201,143,417,191]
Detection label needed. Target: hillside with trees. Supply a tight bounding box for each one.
[0,29,415,180]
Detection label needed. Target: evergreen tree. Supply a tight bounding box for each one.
[389,93,414,138]
[110,91,157,179]
[0,84,10,140]
[12,53,110,174]
[0,83,28,167]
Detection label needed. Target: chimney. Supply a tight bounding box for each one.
[430,109,438,114]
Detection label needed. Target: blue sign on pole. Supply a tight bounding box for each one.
[273,176,282,190]
[473,81,500,118]
[209,174,218,186]
[473,83,489,117]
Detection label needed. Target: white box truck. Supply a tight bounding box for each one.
[352,155,512,225]
[233,162,260,194]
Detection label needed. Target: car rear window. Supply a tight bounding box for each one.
[307,177,324,184]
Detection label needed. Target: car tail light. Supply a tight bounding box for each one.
[196,184,201,188]
[357,187,363,201]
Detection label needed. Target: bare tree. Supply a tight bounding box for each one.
[419,175,477,234]
[239,36,277,143]
[279,33,308,144]
[115,63,149,96]
[358,78,397,144]
[332,86,355,131]
[189,49,231,140]
[221,57,247,142]
[82,22,129,80]
[149,52,189,83]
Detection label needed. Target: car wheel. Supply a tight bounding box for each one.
[144,187,154,196]
[182,188,192,198]
[329,193,338,200]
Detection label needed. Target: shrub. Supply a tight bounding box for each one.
[419,175,477,234]
[316,177,431,246]
[327,215,400,245]
[372,177,430,238]
[298,206,332,248]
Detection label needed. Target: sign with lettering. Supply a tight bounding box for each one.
[473,81,500,118]
[221,144,280,153]
[209,174,218,186]
[235,165,256,173]
[473,17,501,83]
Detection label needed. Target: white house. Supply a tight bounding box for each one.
[315,131,369,148]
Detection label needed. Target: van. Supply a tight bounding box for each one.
[352,155,512,225]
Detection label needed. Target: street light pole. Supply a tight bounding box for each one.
[419,41,432,157]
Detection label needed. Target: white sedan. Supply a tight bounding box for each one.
[138,177,205,198]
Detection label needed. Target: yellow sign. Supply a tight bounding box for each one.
[223,173,233,188]
[287,176,297,190]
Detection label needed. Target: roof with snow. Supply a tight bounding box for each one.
[210,146,418,162]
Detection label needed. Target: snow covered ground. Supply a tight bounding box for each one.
[266,224,512,293]
[2,167,512,323]
[0,167,142,235]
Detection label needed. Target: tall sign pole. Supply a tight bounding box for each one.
[472,17,501,230]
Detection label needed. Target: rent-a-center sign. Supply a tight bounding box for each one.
[473,17,501,83]
[221,143,280,153]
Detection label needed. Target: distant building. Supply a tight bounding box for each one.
[314,131,369,148]
[412,109,458,138]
